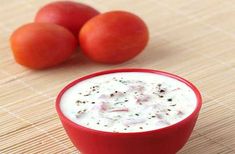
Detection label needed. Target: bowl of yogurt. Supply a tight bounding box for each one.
[56,68,202,154]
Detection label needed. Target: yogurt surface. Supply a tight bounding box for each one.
[60,72,197,133]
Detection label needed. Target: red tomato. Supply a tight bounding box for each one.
[10,23,77,69]
[79,11,149,64]
[35,1,100,36]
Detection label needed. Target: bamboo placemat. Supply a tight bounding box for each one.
[0,0,234,153]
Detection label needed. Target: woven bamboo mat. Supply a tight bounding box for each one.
[0,0,235,153]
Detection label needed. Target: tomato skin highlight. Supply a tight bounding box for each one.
[79,11,149,64]
[10,23,77,69]
[35,1,100,36]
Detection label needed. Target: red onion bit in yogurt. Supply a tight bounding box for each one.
[156,114,163,119]
[92,101,109,112]
[177,111,184,117]
[99,94,109,99]
[128,84,145,93]
[100,102,109,111]
[109,108,129,112]
[135,94,151,105]
[170,87,181,92]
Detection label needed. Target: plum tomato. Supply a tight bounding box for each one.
[10,23,77,69]
[79,11,149,64]
[35,1,100,36]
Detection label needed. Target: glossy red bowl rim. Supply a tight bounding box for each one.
[56,68,202,135]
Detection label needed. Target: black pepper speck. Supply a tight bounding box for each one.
[167,98,172,102]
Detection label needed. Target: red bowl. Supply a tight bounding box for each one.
[56,68,202,154]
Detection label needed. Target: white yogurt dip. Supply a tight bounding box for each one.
[60,72,197,133]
